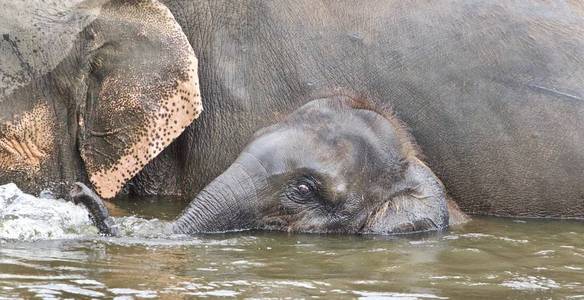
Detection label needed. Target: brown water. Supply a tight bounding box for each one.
[1,192,584,299]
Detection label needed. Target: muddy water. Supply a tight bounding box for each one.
[1,184,584,299]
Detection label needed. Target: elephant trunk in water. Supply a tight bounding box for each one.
[172,160,266,234]
[70,183,119,236]
[72,158,266,236]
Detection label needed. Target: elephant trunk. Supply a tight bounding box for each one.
[71,155,265,236]
[70,182,119,236]
[172,159,265,234]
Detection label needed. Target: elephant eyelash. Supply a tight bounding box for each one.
[297,175,321,192]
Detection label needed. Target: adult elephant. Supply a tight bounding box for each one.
[151,0,584,219]
[2,0,584,222]
[0,0,203,197]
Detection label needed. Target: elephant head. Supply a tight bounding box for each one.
[74,94,456,235]
[0,0,202,198]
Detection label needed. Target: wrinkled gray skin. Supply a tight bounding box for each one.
[0,0,202,198]
[147,0,584,218]
[73,96,452,235]
[2,0,584,233]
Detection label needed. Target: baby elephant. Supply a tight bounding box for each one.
[72,95,465,236]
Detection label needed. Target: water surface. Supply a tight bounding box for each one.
[1,184,583,299]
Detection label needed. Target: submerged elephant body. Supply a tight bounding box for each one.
[1,0,584,235]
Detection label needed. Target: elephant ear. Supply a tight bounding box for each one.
[80,0,202,198]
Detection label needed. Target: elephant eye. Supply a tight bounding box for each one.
[285,176,319,203]
[297,183,312,195]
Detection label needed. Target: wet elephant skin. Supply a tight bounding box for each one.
[148,0,584,218]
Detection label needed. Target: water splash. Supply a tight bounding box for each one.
[0,183,177,241]
[0,183,98,241]
[113,216,173,238]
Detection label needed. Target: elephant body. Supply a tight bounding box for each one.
[151,0,584,218]
[1,0,583,226]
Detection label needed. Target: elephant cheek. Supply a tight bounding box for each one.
[363,196,441,234]
[0,103,56,174]
[364,200,399,233]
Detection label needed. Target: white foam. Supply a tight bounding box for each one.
[500,274,560,290]
[0,183,98,241]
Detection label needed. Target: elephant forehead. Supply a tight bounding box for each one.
[0,0,106,97]
[290,101,406,159]
[244,127,380,178]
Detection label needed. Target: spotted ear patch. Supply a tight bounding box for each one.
[83,59,202,198]
[0,104,55,173]
[79,0,203,199]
